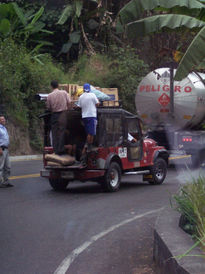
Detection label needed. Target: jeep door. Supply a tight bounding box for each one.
[97,112,123,148]
[124,116,143,161]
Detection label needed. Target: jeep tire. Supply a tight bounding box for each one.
[49,178,69,191]
[103,162,121,192]
[149,157,167,185]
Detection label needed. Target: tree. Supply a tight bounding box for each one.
[56,0,124,60]
[117,0,205,79]
[174,23,205,80]
[0,2,53,52]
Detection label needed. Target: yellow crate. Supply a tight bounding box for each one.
[101,88,119,106]
[59,84,69,92]
[59,84,119,105]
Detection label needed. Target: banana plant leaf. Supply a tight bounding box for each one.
[175,26,205,80]
[75,0,83,18]
[59,41,72,55]
[0,3,15,19]
[118,0,204,25]
[0,18,10,36]
[32,54,45,65]
[39,29,53,34]
[70,31,81,43]
[30,6,44,25]
[126,14,205,39]
[197,59,205,69]
[30,40,53,47]
[57,5,73,25]
[88,19,99,30]
[24,22,45,33]
[11,2,27,26]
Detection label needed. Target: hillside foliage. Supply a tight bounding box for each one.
[0,38,71,150]
[2,0,202,153]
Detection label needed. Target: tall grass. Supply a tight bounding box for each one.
[172,175,205,253]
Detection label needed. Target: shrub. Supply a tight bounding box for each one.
[107,45,149,113]
[0,38,70,151]
[69,46,148,113]
[70,53,111,87]
[172,175,205,251]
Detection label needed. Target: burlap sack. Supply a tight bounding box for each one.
[46,161,62,166]
[45,153,75,166]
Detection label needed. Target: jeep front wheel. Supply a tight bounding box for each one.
[49,178,69,191]
[149,158,167,185]
[103,162,121,192]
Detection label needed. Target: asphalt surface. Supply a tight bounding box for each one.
[0,159,185,274]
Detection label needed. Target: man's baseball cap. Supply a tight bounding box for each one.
[83,83,91,92]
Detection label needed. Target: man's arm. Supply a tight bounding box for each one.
[65,92,71,109]
[128,133,137,143]
[93,93,100,107]
[0,127,4,155]
[46,95,51,110]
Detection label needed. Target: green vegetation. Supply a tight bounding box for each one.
[1,0,205,153]
[0,36,147,151]
[107,46,148,113]
[0,2,52,53]
[117,0,205,80]
[0,38,70,150]
[70,46,148,113]
[172,175,205,254]
[70,53,111,87]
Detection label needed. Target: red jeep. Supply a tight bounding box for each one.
[40,106,169,192]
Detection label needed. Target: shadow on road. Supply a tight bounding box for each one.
[43,179,157,196]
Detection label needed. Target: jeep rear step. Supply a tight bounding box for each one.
[124,170,150,175]
[44,163,86,170]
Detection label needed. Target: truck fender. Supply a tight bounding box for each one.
[104,153,122,170]
[153,149,169,165]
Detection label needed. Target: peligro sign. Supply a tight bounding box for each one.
[139,85,192,93]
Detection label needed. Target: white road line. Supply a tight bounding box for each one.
[54,207,164,274]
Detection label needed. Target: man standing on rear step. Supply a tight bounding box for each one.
[46,80,71,155]
[0,115,13,188]
[78,83,99,155]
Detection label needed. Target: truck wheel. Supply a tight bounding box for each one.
[149,158,167,185]
[103,162,121,192]
[49,178,69,191]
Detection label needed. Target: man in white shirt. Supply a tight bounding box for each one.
[78,83,99,153]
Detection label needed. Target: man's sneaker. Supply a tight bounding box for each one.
[6,183,14,187]
[0,183,13,188]
[0,184,8,188]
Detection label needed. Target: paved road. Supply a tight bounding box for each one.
[0,160,193,274]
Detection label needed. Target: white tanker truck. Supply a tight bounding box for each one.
[136,68,205,167]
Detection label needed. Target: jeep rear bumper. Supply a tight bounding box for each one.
[41,168,105,181]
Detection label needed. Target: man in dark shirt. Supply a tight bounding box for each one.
[46,80,71,155]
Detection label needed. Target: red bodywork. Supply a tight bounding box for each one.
[40,106,169,185]
[42,138,166,181]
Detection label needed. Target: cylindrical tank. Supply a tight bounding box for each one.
[136,68,205,130]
